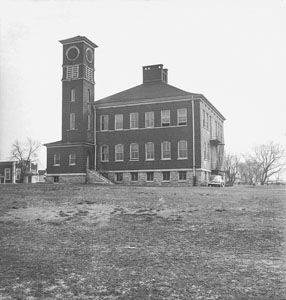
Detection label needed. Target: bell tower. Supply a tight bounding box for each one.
[45,36,98,183]
[60,36,98,143]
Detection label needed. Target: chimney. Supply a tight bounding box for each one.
[143,64,168,84]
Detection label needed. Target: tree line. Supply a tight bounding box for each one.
[224,142,286,185]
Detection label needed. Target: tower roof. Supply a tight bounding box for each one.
[59,36,98,48]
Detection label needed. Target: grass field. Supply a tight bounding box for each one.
[0,184,285,300]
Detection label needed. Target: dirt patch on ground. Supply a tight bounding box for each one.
[0,184,285,300]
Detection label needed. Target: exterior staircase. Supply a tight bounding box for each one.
[86,169,114,185]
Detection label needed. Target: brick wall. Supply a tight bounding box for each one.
[96,100,196,172]
[46,144,94,174]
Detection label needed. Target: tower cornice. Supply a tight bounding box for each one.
[59,36,98,49]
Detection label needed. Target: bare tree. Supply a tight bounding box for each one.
[224,152,241,184]
[252,142,286,185]
[11,138,42,183]
[239,158,261,185]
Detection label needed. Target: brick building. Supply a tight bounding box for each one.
[45,36,225,185]
[0,161,39,184]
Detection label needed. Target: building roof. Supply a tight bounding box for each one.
[94,81,226,120]
[95,81,199,105]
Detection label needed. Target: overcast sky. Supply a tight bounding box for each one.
[0,0,285,171]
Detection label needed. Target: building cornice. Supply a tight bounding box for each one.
[45,142,94,148]
[94,96,194,109]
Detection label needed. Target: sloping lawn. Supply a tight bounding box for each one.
[0,184,285,300]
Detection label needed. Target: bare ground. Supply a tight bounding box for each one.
[0,184,285,300]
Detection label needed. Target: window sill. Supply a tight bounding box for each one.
[145,159,155,161]
[115,160,124,162]
[66,129,78,131]
[177,157,188,160]
[101,160,109,162]
[161,158,171,160]
[130,159,139,162]
[69,164,76,166]
[53,164,60,167]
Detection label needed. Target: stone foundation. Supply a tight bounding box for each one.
[46,174,86,184]
[106,170,195,186]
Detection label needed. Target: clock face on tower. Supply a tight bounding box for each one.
[66,46,80,61]
[86,48,93,63]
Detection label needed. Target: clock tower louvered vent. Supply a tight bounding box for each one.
[66,65,79,80]
[85,66,93,83]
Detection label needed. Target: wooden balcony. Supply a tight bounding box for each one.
[210,134,224,145]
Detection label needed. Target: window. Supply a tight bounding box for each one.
[207,142,210,160]
[4,168,11,180]
[100,115,109,131]
[87,88,91,103]
[177,108,187,125]
[115,144,124,161]
[203,110,206,127]
[130,112,139,129]
[145,112,154,128]
[130,143,139,160]
[203,141,207,160]
[178,140,188,159]
[206,113,209,130]
[145,142,154,160]
[179,171,187,181]
[115,114,123,130]
[131,172,138,181]
[146,172,154,182]
[53,153,60,166]
[101,145,109,161]
[66,65,79,80]
[87,115,91,131]
[162,171,170,181]
[69,153,76,165]
[161,141,171,160]
[16,168,21,181]
[116,173,123,182]
[71,89,75,102]
[70,113,75,130]
[210,116,212,135]
[53,176,59,183]
[161,110,170,126]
